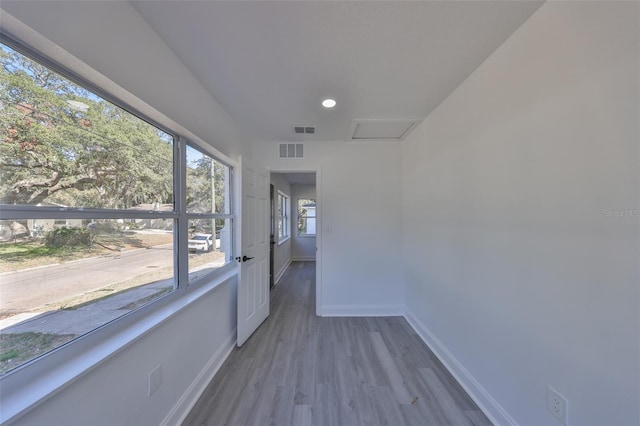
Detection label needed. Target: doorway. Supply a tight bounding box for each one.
[268,170,321,315]
[269,183,275,289]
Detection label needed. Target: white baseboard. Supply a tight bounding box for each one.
[403,308,516,426]
[275,259,292,285]
[320,304,404,317]
[161,329,236,426]
[292,256,316,261]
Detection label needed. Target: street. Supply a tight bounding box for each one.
[0,244,174,315]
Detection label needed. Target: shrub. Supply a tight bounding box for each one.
[44,227,91,248]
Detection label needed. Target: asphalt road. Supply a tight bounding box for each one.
[0,244,174,315]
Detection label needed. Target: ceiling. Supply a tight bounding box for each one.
[131,1,543,143]
[278,172,316,186]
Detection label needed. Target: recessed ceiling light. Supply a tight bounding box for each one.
[322,98,336,108]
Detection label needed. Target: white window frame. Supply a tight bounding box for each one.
[0,35,238,422]
[297,198,316,237]
[277,191,290,244]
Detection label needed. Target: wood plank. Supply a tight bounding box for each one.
[291,404,312,426]
[183,261,492,426]
[369,331,413,403]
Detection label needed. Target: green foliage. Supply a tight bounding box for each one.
[0,349,20,363]
[44,227,91,248]
[186,153,227,214]
[0,241,84,270]
[0,332,76,375]
[0,45,173,208]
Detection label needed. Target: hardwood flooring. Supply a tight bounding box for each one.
[183,262,492,426]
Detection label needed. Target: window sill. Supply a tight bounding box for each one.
[297,234,316,238]
[277,236,291,246]
[0,264,238,424]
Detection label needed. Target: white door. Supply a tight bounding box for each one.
[237,158,270,346]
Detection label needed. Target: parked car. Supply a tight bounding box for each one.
[188,234,213,253]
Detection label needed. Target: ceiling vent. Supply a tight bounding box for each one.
[279,143,304,158]
[349,119,420,142]
[294,126,315,135]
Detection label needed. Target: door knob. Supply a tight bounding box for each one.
[242,255,254,262]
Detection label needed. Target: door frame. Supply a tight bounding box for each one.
[268,168,322,316]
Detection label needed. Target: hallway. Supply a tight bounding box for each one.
[184,261,490,425]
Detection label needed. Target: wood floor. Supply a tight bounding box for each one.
[183,262,492,426]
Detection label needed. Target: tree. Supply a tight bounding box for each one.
[186,155,227,213]
[0,46,173,210]
[186,153,228,235]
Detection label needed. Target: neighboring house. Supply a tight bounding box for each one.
[0,201,83,240]
[28,202,83,235]
[128,203,174,230]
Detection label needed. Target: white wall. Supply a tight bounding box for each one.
[0,2,244,425]
[291,184,317,261]
[402,2,639,425]
[271,173,292,283]
[254,141,404,316]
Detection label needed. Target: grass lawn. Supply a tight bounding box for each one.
[0,232,173,273]
[0,242,90,273]
[0,332,76,375]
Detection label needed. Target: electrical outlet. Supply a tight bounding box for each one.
[547,386,568,425]
[148,365,162,397]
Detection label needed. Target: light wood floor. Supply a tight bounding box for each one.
[183,261,492,426]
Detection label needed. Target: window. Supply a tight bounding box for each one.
[186,145,233,282]
[0,41,234,376]
[297,198,316,236]
[277,191,289,243]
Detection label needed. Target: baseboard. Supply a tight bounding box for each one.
[161,328,236,426]
[292,256,316,261]
[320,304,404,317]
[403,308,516,426]
[275,259,292,285]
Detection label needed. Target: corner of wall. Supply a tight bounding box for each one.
[403,308,516,426]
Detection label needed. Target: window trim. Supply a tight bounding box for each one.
[277,191,290,244]
[184,142,235,283]
[297,198,317,237]
[0,31,239,411]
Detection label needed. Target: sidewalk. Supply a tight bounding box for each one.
[0,280,171,335]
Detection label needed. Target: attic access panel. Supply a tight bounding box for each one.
[349,119,420,141]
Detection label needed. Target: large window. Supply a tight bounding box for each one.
[0,42,234,376]
[277,191,289,243]
[297,198,316,236]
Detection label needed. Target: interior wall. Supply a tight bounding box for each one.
[291,184,317,261]
[253,141,404,316]
[402,2,639,425]
[270,173,292,283]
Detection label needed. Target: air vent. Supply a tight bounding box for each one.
[293,126,315,135]
[279,143,304,158]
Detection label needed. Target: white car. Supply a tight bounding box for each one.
[188,234,213,253]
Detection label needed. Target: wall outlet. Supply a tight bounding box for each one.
[547,386,568,425]
[148,365,162,397]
